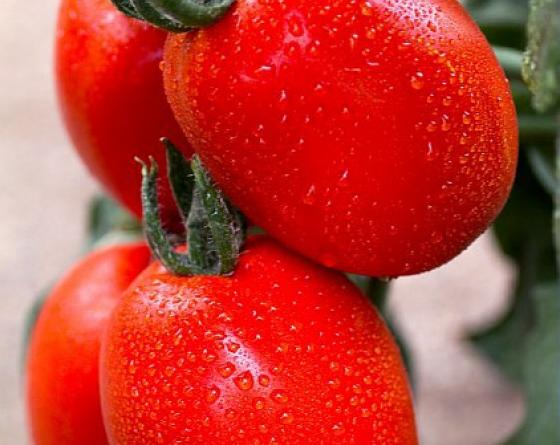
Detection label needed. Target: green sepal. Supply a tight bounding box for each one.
[112,0,235,31]
[139,141,245,276]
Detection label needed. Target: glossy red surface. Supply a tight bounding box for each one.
[164,0,518,277]
[101,236,417,444]
[56,0,192,224]
[26,243,150,445]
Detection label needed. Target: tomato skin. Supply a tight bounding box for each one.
[100,236,417,444]
[163,0,518,277]
[56,0,192,223]
[26,243,151,445]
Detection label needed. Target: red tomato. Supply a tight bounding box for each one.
[100,236,417,444]
[26,243,150,445]
[56,0,192,224]
[163,0,518,277]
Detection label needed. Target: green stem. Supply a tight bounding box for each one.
[112,0,235,31]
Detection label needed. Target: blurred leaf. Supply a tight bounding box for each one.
[505,283,560,444]
[493,153,557,281]
[21,287,49,369]
[523,0,560,112]
[347,274,389,309]
[494,46,523,80]
[87,194,143,249]
[471,154,556,381]
[465,0,529,49]
[470,283,534,382]
[527,147,558,195]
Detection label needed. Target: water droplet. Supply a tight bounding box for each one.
[253,397,266,410]
[327,378,341,389]
[426,121,437,132]
[410,72,425,90]
[280,411,294,425]
[227,342,240,353]
[441,115,451,132]
[303,185,317,205]
[271,390,289,404]
[332,423,346,436]
[288,16,304,37]
[218,362,236,378]
[426,141,436,161]
[360,0,374,16]
[206,385,220,404]
[258,375,271,387]
[234,371,254,391]
[128,360,137,375]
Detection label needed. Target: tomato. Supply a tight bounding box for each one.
[26,243,151,445]
[100,236,417,444]
[163,0,518,277]
[56,0,192,224]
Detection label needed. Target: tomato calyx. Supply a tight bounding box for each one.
[111,0,235,32]
[139,139,245,275]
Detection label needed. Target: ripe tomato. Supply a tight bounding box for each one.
[163,0,518,277]
[26,243,150,445]
[100,236,417,444]
[56,0,192,224]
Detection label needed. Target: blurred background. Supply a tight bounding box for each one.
[0,0,525,443]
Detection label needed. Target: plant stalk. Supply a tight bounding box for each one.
[552,113,560,281]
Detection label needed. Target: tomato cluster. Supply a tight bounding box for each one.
[25,0,518,443]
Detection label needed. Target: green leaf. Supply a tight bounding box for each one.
[523,0,560,112]
[505,284,560,444]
